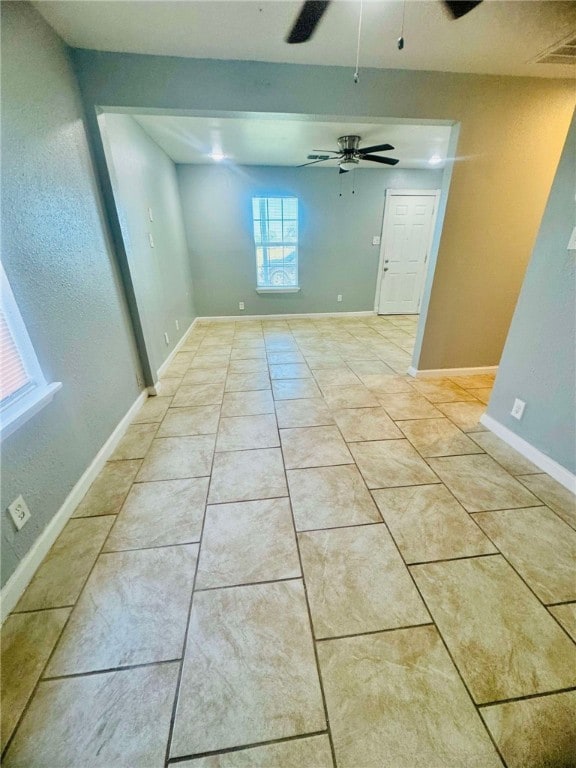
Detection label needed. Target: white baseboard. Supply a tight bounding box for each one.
[480,413,576,494]
[196,311,376,323]
[0,390,148,624]
[408,365,499,379]
[153,318,198,387]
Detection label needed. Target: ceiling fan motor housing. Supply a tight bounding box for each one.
[338,135,361,154]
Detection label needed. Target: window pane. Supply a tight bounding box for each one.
[252,197,299,288]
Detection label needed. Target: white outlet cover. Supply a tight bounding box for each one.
[8,495,31,531]
[337,295,343,302]
[511,398,526,420]
[239,302,245,310]
[372,236,381,245]
[567,226,576,250]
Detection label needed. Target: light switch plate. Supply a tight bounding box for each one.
[511,398,526,420]
[567,226,576,251]
[8,495,31,531]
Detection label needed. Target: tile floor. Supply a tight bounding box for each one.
[2,314,576,768]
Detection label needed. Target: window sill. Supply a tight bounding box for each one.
[0,382,62,442]
[256,287,301,294]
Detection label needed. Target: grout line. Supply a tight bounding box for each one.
[42,658,180,682]
[545,599,576,607]
[195,576,303,593]
[167,730,330,763]
[477,685,576,709]
[315,622,434,643]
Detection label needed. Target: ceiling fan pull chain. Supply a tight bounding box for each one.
[398,0,406,50]
[353,0,363,83]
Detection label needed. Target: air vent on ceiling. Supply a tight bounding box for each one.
[534,33,576,65]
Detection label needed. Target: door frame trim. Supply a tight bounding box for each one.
[374,189,441,314]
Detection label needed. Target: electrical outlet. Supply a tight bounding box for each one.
[511,398,526,420]
[239,302,245,310]
[8,495,31,531]
[148,232,155,248]
[148,207,154,222]
[175,319,180,331]
[337,294,343,302]
[164,332,170,345]
[372,236,381,246]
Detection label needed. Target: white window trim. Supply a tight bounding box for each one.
[0,264,62,441]
[255,286,301,294]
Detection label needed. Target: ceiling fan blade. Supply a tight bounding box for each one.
[443,0,482,19]
[339,167,349,174]
[358,143,394,154]
[312,149,340,154]
[286,1,331,44]
[307,154,332,160]
[362,154,400,166]
[298,158,331,167]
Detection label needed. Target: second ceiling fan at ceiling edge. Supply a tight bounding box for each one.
[299,135,400,173]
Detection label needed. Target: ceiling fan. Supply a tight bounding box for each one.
[300,135,399,173]
[286,0,483,44]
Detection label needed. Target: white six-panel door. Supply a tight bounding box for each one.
[376,191,439,315]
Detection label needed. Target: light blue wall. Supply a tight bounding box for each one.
[71,48,575,368]
[486,113,576,474]
[177,165,443,316]
[100,113,196,377]
[1,3,141,588]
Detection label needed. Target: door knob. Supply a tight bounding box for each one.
[383,267,389,272]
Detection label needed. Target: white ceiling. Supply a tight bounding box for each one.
[130,114,453,168]
[35,0,576,79]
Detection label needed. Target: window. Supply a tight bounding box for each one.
[252,197,299,291]
[0,263,61,440]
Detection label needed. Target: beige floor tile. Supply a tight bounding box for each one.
[221,389,274,417]
[333,407,402,442]
[398,418,484,457]
[275,398,335,428]
[374,484,496,563]
[272,378,322,400]
[208,447,288,504]
[517,473,576,529]
[469,432,539,474]
[449,373,495,389]
[5,663,178,767]
[182,368,227,385]
[306,354,346,369]
[378,392,443,420]
[16,516,114,612]
[269,363,312,380]
[1,608,70,752]
[347,360,395,376]
[280,426,353,469]
[358,373,414,393]
[46,545,198,676]
[287,464,381,530]
[225,372,270,392]
[216,414,279,452]
[230,348,267,361]
[481,691,576,768]
[312,368,361,388]
[110,423,158,460]
[73,460,141,517]
[350,439,439,489]
[157,405,220,437]
[473,506,576,603]
[228,359,269,374]
[410,378,476,403]
[267,351,305,364]
[178,735,333,767]
[172,383,224,407]
[469,387,492,404]
[411,556,576,703]
[170,581,326,757]
[437,401,487,432]
[132,396,172,423]
[196,498,300,589]
[428,455,540,512]
[318,626,502,768]
[299,525,429,638]
[154,377,183,396]
[549,603,576,641]
[136,435,215,481]
[104,477,208,551]
[322,385,380,409]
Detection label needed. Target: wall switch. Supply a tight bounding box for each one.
[511,398,526,420]
[8,495,31,531]
[239,302,245,310]
[175,319,180,331]
[372,236,381,246]
[148,207,154,222]
[567,226,576,250]
[164,332,170,345]
[337,294,343,302]
[148,232,155,248]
